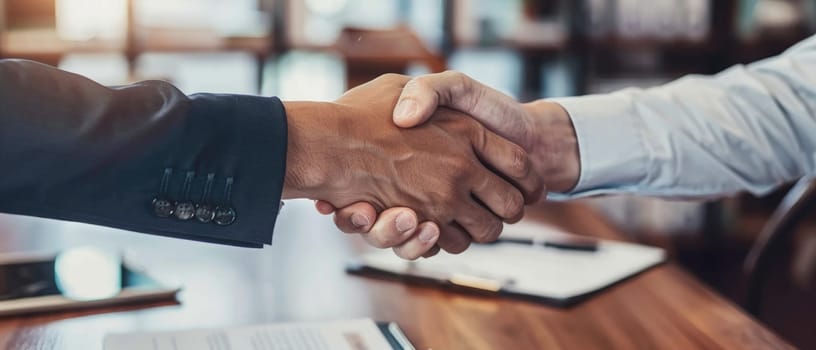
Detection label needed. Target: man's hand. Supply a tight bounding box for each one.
[392,71,580,190]
[317,71,581,259]
[283,74,544,254]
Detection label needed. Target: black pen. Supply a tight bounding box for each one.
[492,237,599,252]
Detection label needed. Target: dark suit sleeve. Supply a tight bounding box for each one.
[0,59,288,247]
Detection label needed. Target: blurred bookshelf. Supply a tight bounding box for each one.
[3,0,812,96]
[556,0,812,96]
[1,0,814,223]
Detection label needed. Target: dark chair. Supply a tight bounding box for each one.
[743,177,816,316]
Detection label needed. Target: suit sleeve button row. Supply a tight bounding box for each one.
[150,169,236,226]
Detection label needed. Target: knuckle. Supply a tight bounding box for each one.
[435,186,456,202]
[444,239,471,254]
[380,73,402,80]
[426,198,455,222]
[441,196,460,211]
[443,189,470,208]
[367,230,397,248]
[424,205,443,222]
[437,227,471,254]
[508,145,531,178]
[442,70,466,83]
[449,71,474,97]
[367,236,389,249]
[457,73,473,93]
[505,208,524,224]
[446,159,475,182]
[502,190,525,219]
[454,157,474,172]
[475,218,503,243]
[440,70,462,80]
[379,73,409,85]
[410,75,429,88]
[378,230,403,248]
[439,70,471,102]
[463,214,498,243]
[476,129,489,149]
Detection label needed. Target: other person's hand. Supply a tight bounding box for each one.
[317,71,580,259]
[283,74,543,254]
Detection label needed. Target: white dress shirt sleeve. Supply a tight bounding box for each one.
[551,34,816,199]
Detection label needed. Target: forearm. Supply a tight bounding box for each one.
[551,35,816,198]
[0,59,287,246]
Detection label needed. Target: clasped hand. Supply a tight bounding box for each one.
[310,71,582,259]
[282,74,545,255]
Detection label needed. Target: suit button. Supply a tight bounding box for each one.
[214,206,236,226]
[174,202,196,221]
[195,204,215,223]
[152,198,174,218]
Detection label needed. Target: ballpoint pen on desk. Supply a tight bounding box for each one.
[488,236,599,252]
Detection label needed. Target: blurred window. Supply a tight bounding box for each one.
[56,0,126,40]
[448,48,522,98]
[290,0,444,49]
[134,0,267,36]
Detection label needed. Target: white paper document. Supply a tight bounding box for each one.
[104,318,398,350]
[356,222,665,303]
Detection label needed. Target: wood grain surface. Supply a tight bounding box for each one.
[0,200,793,350]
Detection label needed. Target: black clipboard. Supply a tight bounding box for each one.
[346,256,665,308]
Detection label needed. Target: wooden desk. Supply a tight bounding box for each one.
[0,200,792,349]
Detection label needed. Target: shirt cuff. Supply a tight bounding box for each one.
[548,93,649,198]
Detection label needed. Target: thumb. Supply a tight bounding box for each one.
[392,77,440,128]
[392,71,523,139]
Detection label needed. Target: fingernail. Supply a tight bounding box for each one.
[351,213,370,228]
[393,99,416,121]
[418,226,438,243]
[395,212,416,233]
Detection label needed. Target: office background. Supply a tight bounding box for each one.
[1,0,815,347]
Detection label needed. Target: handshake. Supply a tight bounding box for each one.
[281,72,581,259]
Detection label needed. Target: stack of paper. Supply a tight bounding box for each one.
[104,318,414,350]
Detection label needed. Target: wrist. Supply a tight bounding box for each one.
[522,100,580,193]
[282,101,346,199]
